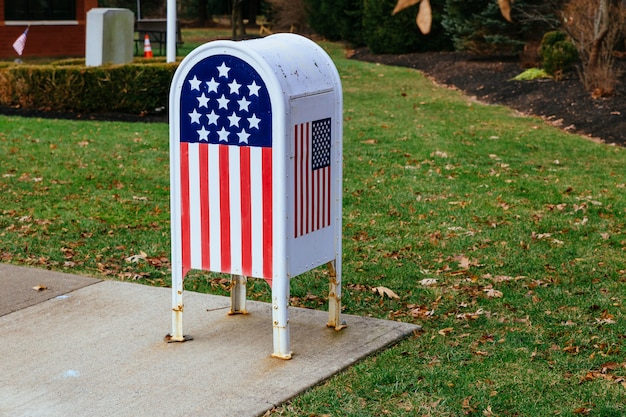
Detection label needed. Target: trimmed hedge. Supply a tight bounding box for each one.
[0,59,178,114]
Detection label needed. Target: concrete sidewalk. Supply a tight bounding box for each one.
[0,264,419,417]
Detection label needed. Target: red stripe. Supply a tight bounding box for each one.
[294,124,299,238]
[298,124,305,237]
[305,122,310,235]
[240,146,252,276]
[199,143,210,270]
[262,147,273,280]
[316,168,321,230]
[319,167,324,229]
[180,142,191,274]
[322,168,327,228]
[219,145,231,273]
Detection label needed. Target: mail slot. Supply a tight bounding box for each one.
[168,33,344,359]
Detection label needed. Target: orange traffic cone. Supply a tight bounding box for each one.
[143,34,153,58]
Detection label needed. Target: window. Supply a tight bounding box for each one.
[5,0,76,20]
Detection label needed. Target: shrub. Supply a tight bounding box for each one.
[265,0,309,32]
[304,0,365,46]
[0,60,177,114]
[562,0,626,96]
[442,0,520,54]
[363,0,451,54]
[539,31,578,78]
[442,0,565,55]
[511,67,551,80]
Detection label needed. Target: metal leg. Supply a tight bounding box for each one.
[229,275,248,315]
[271,277,292,359]
[327,260,347,331]
[165,267,192,342]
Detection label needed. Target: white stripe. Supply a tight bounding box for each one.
[295,127,300,238]
[306,124,313,234]
[250,147,264,276]
[208,144,221,271]
[320,168,325,229]
[188,144,202,269]
[229,146,242,275]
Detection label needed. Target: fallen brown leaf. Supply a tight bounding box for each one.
[372,286,400,300]
[438,327,454,336]
[484,288,503,298]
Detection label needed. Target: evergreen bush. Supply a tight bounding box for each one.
[363,0,451,54]
[442,0,523,54]
[441,0,565,55]
[539,31,579,78]
[0,60,177,114]
[305,0,365,46]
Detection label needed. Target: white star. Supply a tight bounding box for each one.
[227,112,241,128]
[198,126,210,141]
[228,79,241,95]
[217,94,229,110]
[206,109,219,126]
[189,108,201,124]
[247,80,261,96]
[248,113,261,129]
[188,75,201,91]
[217,127,230,142]
[206,77,219,93]
[197,93,210,108]
[238,129,250,144]
[237,96,251,112]
[217,62,230,78]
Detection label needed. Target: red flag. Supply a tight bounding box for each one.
[12,27,29,56]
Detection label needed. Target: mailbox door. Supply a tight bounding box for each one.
[286,91,342,277]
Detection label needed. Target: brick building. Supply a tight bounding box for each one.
[0,0,98,59]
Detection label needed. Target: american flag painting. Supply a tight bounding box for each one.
[177,55,273,280]
[294,118,332,238]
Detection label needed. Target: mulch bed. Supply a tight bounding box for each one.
[350,49,626,147]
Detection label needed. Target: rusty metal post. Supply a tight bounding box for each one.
[271,277,291,359]
[165,267,192,342]
[327,261,346,330]
[229,275,248,315]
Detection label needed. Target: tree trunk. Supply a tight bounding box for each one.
[231,0,247,40]
[588,0,610,68]
[248,0,258,26]
[198,0,208,27]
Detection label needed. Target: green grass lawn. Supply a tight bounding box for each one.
[1,39,625,417]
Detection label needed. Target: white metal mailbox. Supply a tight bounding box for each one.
[168,33,343,359]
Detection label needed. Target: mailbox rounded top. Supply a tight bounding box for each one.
[176,33,341,103]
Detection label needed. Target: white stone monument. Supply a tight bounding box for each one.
[85,8,134,67]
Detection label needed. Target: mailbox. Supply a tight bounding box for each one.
[168,33,344,359]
